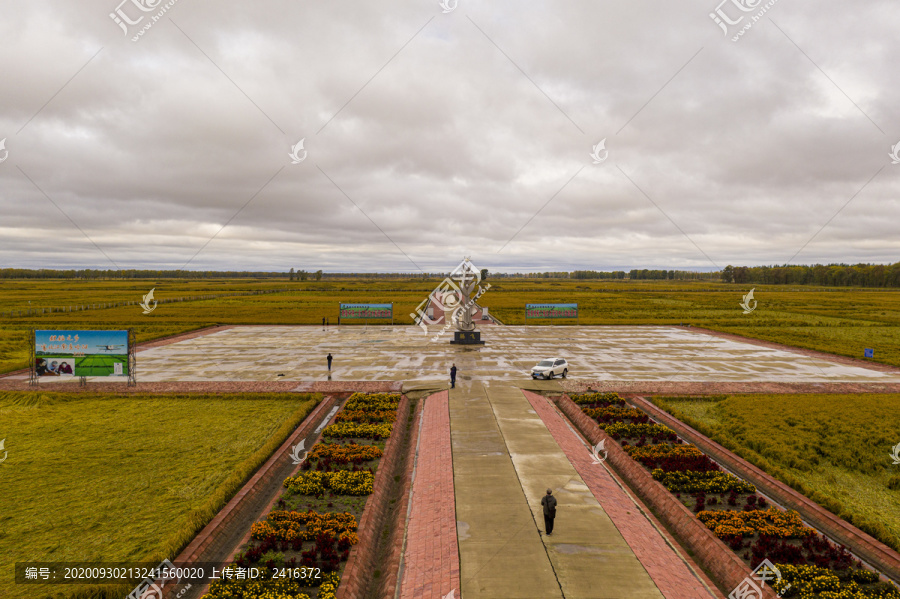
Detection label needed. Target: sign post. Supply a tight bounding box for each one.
[33,330,131,384]
[339,303,393,325]
[525,303,578,324]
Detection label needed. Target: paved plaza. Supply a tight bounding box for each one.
[126,325,900,383]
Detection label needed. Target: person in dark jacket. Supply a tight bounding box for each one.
[541,488,557,535]
[327,353,333,372]
[450,363,457,388]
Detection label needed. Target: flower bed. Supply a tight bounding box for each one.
[652,469,757,494]
[203,571,342,599]
[284,471,375,497]
[250,511,359,544]
[343,393,400,412]
[698,508,814,540]
[583,406,648,423]
[624,443,721,472]
[605,422,678,441]
[323,422,393,440]
[334,410,396,424]
[572,391,625,407]
[200,393,402,599]
[570,392,900,599]
[307,442,383,465]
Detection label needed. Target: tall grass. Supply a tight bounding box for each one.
[0,391,321,599]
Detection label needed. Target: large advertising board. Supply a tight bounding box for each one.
[525,303,578,319]
[34,330,129,377]
[339,303,393,319]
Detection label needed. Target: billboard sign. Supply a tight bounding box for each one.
[339,303,393,319]
[34,330,129,377]
[525,303,578,319]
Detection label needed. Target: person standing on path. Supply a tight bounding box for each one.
[541,488,557,535]
[450,363,457,389]
[322,317,326,329]
[327,353,333,372]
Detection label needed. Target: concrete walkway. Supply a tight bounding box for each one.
[450,381,563,598]
[449,381,700,598]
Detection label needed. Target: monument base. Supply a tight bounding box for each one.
[450,331,485,345]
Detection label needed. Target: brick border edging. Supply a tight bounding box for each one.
[376,399,423,599]
[165,394,338,593]
[551,394,779,599]
[630,395,900,585]
[337,394,413,599]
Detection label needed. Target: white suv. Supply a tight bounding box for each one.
[531,358,568,379]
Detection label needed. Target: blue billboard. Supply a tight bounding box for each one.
[525,303,578,319]
[34,330,129,377]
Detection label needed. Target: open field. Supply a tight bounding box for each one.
[650,393,900,553]
[1,279,899,374]
[0,391,321,599]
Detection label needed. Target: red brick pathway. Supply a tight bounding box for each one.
[522,390,722,599]
[400,391,460,599]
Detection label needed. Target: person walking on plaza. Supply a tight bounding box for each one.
[450,363,457,389]
[541,488,557,535]
[327,353,333,372]
[322,316,326,329]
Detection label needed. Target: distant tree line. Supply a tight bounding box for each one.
[720,263,900,287]
[3,262,900,287]
[0,269,286,279]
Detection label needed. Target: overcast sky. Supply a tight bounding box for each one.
[1,0,898,273]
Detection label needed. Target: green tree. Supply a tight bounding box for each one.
[722,265,735,283]
[289,268,295,281]
[315,270,323,281]
[480,268,489,280]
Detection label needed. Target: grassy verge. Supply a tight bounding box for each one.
[650,394,900,553]
[0,391,321,599]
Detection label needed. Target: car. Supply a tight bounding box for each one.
[531,358,568,379]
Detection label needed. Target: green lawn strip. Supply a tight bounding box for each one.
[0,391,321,599]
[650,394,900,553]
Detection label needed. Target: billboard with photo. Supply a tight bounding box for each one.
[339,303,393,319]
[34,330,129,377]
[525,303,578,319]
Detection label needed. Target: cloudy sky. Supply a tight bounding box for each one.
[1,0,898,273]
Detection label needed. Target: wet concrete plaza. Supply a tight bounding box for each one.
[130,325,900,383]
